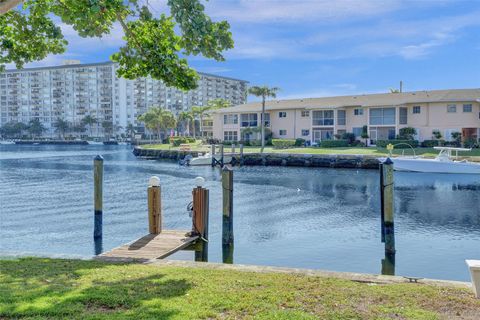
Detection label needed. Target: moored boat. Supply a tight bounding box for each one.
[188,153,232,166]
[379,147,480,174]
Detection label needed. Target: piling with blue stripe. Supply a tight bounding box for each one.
[93,155,104,239]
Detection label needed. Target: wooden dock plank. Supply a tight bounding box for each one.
[97,230,198,261]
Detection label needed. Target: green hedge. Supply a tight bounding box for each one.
[272,139,296,149]
[421,140,445,147]
[319,140,349,148]
[376,140,419,148]
[170,137,196,146]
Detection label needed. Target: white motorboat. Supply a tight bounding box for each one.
[379,147,480,174]
[188,152,232,166]
[0,140,15,145]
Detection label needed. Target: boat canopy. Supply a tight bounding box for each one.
[433,147,472,152]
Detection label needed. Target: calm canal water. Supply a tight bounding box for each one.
[1,145,479,281]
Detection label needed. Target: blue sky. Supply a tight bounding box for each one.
[19,0,480,101]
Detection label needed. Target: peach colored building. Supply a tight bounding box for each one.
[210,88,480,145]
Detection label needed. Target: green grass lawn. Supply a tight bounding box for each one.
[1,258,479,319]
[140,143,480,158]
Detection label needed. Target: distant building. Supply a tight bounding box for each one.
[0,61,248,137]
[211,89,480,145]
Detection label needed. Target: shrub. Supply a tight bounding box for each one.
[341,132,356,144]
[295,138,306,147]
[398,127,417,140]
[272,139,296,149]
[205,138,221,145]
[249,140,262,146]
[320,140,349,148]
[376,140,419,148]
[432,129,442,140]
[421,139,445,147]
[464,138,479,148]
[170,137,197,146]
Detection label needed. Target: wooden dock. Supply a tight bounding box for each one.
[97,230,199,261]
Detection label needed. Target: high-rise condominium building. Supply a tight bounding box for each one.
[0,61,248,137]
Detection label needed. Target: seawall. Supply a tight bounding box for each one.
[133,147,380,169]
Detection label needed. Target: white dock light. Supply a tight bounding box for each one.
[148,176,160,187]
[195,176,205,188]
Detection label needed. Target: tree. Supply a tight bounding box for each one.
[53,117,70,139]
[27,118,45,139]
[432,129,442,140]
[137,107,176,141]
[73,123,86,137]
[398,127,416,140]
[0,0,233,91]
[81,115,97,137]
[207,98,231,110]
[102,120,113,139]
[0,121,26,138]
[389,88,400,93]
[361,125,369,147]
[191,105,212,138]
[248,86,280,153]
[177,111,194,136]
[451,131,462,147]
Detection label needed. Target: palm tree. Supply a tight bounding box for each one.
[138,107,177,141]
[126,123,136,140]
[27,118,46,139]
[178,111,194,136]
[248,85,280,153]
[191,105,211,138]
[53,118,70,139]
[207,98,231,110]
[389,88,400,93]
[81,115,97,137]
[102,121,113,139]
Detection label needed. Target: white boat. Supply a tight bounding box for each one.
[379,147,480,174]
[188,153,232,166]
[87,140,103,145]
[0,140,15,145]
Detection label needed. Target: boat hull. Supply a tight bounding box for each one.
[381,157,480,174]
[189,155,232,166]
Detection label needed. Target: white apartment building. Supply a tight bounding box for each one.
[0,61,247,137]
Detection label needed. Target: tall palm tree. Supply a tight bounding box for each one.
[248,86,279,153]
[191,105,211,138]
[178,111,194,136]
[138,107,176,141]
[53,118,70,139]
[207,98,231,110]
[81,115,97,137]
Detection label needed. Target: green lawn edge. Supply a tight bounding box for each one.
[1,257,479,319]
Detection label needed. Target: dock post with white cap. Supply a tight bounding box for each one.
[148,176,162,234]
[93,155,103,239]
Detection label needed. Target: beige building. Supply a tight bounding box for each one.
[211,88,480,145]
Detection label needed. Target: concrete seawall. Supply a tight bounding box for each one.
[133,147,381,169]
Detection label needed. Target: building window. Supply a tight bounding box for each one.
[240,113,257,127]
[279,129,287,136]
[369,108,396,125]
[352,127,363,137]
[354,108,363,115]
[301,110,309,117]
[399,107,408,124]
[261,113,270,127]
[223,114,238,124]
[312,110,334,126]
[413,106,421,114]
[223,131,238,141]
[301,129,309,136]
[337,110,346,125]
[279,111,287,118]
[463,104,472,113]
[447,104,456,113]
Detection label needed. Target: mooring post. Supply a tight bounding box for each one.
[381,252,396,276]
[222,166,234,245]
[192,177,209,240]
[382,158,395,254]
[211,144,216,167]
[219,144,224,167]
[239,143,244,166]
[93,155,103,239]
[147,176,162,234]
[379,162,385,243]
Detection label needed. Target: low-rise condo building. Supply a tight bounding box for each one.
[211,88,480,145]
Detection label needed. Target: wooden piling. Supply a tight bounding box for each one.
[148,176,162,234]
[381,158,395,254]
[219,144,224,167]
[93,155,103,239]
[239,144,244,166]
[211,144,216,167]
[379,162,385,243]
[192,179,209,239]
[222,166,234,246]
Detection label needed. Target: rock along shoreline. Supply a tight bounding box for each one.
[132,146,381,169]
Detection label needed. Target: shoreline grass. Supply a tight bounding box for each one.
[1,257,479,319]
